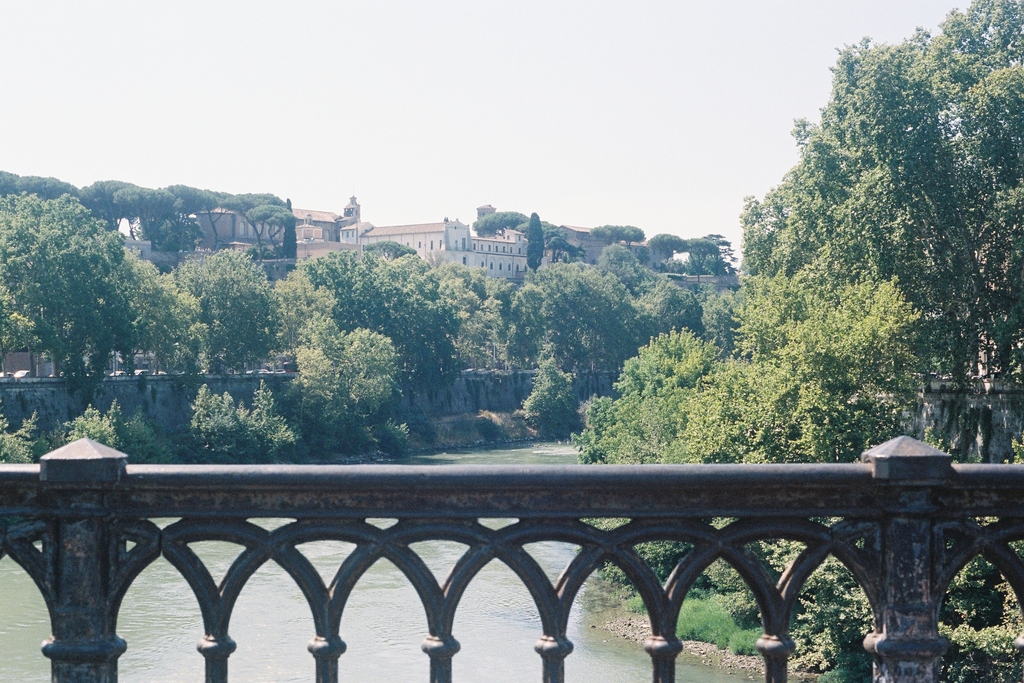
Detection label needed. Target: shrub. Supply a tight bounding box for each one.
[372,420,410,457]
[0,412,36,463]
[475,415,504,441]
[188,382,297,463]
[523,358,580,439]
[64,401,171,463]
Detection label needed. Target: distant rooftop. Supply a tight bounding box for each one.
[293,208,339,223]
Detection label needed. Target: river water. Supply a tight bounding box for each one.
[0,443,747,682]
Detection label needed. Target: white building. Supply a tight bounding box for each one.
[196,197,529,280]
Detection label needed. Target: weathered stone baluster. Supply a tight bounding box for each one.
[861,436,953,683]
[39,439,128,683]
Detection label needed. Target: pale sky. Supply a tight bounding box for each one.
[0,1,963,250]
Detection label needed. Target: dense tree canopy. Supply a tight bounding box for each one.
[508,263,646,372]
[300,252,460,389]
[591,224,645,245]
[175,250,279,372]
[647,233,690,260]
[742,0,1024,383]
[0,194,134,390]
[363,240,417,260]
[577,275,920,465]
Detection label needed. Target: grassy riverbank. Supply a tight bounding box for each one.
[581,577,817,681]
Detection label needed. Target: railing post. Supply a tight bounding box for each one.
[861,436,952,683]
[38,439,128,683]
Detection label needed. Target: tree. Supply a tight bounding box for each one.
[473,211,528,236]
[159,185,218,252]
[245,204,296,260]
[507,263,644,372]
[544,227,586,263]
[112,186,177,243]
[636,279,704,338]
[590,225,645,246]
[121,254,204,373]
[0,194,134,391]
[523,358,580,438]
[0,282,34,375]
[283,198,297,259]
[647,234,690,261]
[0,172,79,201]
[597,244,655,295]
[435,263,514,369]
[683,237,733,276]
[175,250,279,372]
[291,316,400,455]
[299,251,460,389]
[526,213,545,271]
[575,329,717,465]
[273,271,337,354]
[741,1,1024,383]
[79,180,136,232]
[218,193,291,259]
[364,240,417,260]
[699,286,741,358]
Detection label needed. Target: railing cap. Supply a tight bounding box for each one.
[39,438,127,485]
[861,435,952,481]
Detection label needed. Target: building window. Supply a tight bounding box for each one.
[418,242,422,249]
[490,262,493,269]
[488,245,491,252]
[462,238,466,250]
[499,263,502,270]
[462,256,466,264]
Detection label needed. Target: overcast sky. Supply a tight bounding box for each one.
[0,1,964,249]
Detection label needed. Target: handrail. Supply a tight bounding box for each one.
[0,435,1020,683]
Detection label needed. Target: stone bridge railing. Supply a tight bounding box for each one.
[1,436,1024,683]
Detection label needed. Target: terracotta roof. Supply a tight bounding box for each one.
[292,208,340,223]
[560,225,593,234]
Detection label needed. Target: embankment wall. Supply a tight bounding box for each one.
[3,373,1015,461]
[0,370,616,434]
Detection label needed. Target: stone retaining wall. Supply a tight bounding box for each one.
[0,370,617,434]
